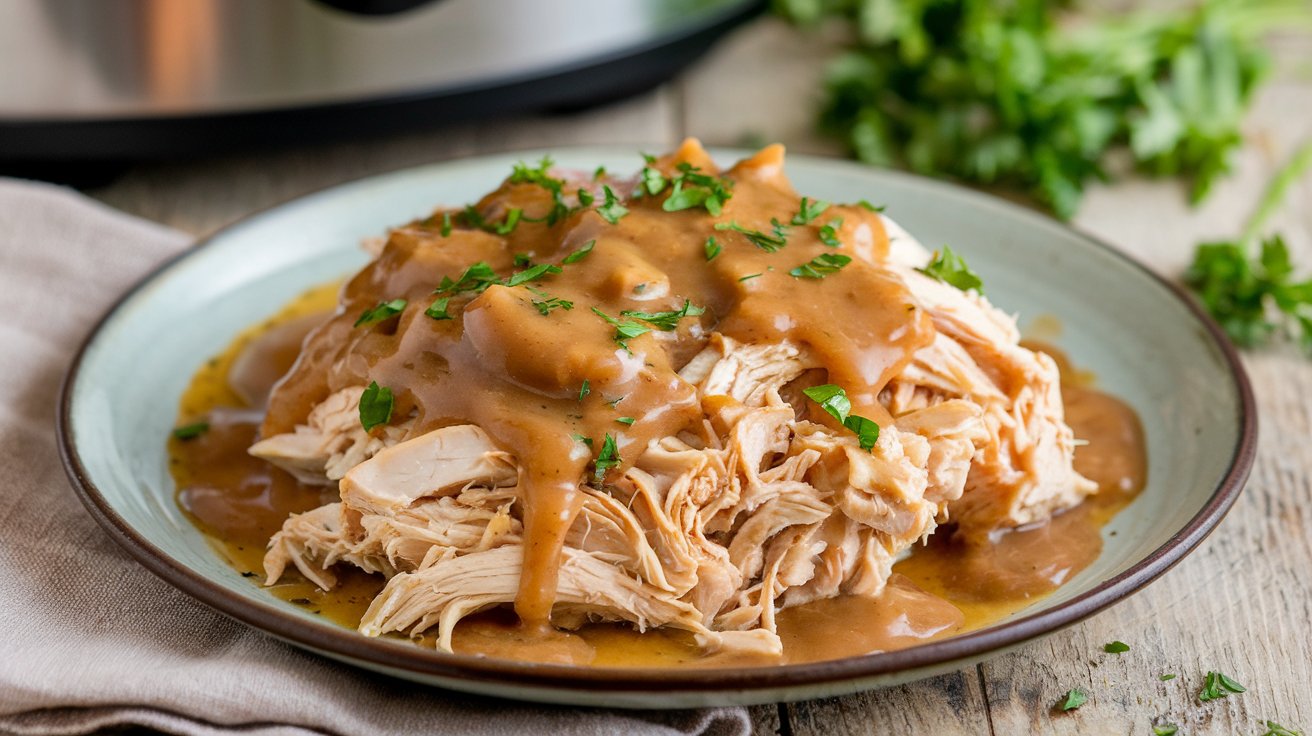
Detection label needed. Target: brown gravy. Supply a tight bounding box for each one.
[173,293,1146,667]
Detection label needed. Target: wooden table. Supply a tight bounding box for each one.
[90,17,1312,736]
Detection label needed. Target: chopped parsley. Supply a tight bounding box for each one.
[620,300,706,331]
[617,416,636,426]
[1160,674,1177,681]
[661,163,733,216]
[919,245,984,293]
[1104,641,1130,654]
[818,217,844,247]
[592,433,621,484]
[802,384,880,450]
[561,239,595,264]
[436,261,499,294]
[1059,689,1087,712]
[526,287,573,316]
[1261,722,1303,736]
[592,307,651,354]
[509,156,573,225]
[439,211,453,236]
[790,253,852,279]
[704,236,722,261]
[857,200,884,213]
[1152,725,1178,736]
[1198,671,1246,702]
[571,433,594,447]
[597,185,629,224]
[738,273,763,282]
[791,196,830,225]
[503,263,562,287]
[512,253,534,268]
[578,380,591,401]
[425,296,453,321]
[171,422,209,440]
[354,298,407,327]
[592,166,606,180]
[358,382,393,431]
[576,188,595,207]
[641,166,668,196]
[715,219,790,253]
[493,207,523,235]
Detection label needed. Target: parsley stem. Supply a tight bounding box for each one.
[1242,137,1312,247]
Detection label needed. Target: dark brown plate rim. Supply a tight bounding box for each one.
[56,150,1257,697]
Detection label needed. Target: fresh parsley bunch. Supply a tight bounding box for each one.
[1185,139,1312,351]
[776,0,1295,219]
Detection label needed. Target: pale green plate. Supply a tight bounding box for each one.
[58,148,1255,708]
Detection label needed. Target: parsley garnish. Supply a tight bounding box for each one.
[738,273,762,282]
[562,240,595,264]
[578,380,590,401]
[592,433,620,484]
[503,263,562,287]
[790,253,852,279]
[509,156,573,225]
[526,287,573,316]
[512,253,533,268]
[172,422,209,440]
[571,433,594,447]
[715,219,790,252]
[359,382,393,431]
[919,245,984,293]
[592,166,606,181]
[592,307,651,353]
[1160,674,1176,681]
[439,211,452,237]
[1059,689,1087,712]
[494,207,522,235]
[1104,641,1129,654]
[354,298,407,327]
[597,185,629,224]
[1199,671,1246,702]
[818,218,843,247]
[1185,139,1312,351]
[661,163,733,215]
[857,200,884,213]
[791,196,830,225]
[704,236,722,261]
[802,384,880,450]
[641,166,668,196]
[1261,722,1303,736]
[1152,725,1178,736]
[576,188,595,207]
[425,296,452,321]
[619,300,706,331]
[616,417,636,426]
[436,262,499,294]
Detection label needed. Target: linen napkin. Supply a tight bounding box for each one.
[0,178,752,736]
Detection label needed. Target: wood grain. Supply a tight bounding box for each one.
[86,16,1312,736]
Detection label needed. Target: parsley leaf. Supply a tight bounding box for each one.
[715,219,790,252]
[571,433,594,448]
[817,218,843,247]
[526,287,573,316]
[592,307,651,354]
[1160,674,1176,681]
[425,296,453,321]
[1104,641,1129,654]
[513,253,534,268]
[620,300,706,331]
[617,416,636,426]
[439,211,453,237]
[919,246,984,293]
[790,253,852,279]
[738,273,762,282]
[1261,722,1303,736]
[857,200,883,213]
[592,433,620,484]
[1059,689,1087,712]
[437,262,499,294]
[641,167,668,196]
[1198,670,1246,702]
[597,185,629,224]
[1152,725,1178,736]
[578,380,590,401]
[503,263,562,287]
[359,382,393,431]
[172,422,209,440]
[354,298,407,327]
[704,236,722,261]
[661,163,734,215]
[562,240,595,264]
[792,196,830,225]
[509,156,575,225]
[802,384,880,450]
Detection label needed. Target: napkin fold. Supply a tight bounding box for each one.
[0,178,752,736]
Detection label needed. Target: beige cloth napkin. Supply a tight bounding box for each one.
[0,178,752,736]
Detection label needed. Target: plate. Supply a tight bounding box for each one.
[57,148,1256,707]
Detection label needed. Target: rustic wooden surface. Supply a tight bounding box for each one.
[89,17,1312,736]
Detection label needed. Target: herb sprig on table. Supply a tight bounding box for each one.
[1185,139,1312,351]
[776,0,1300,219]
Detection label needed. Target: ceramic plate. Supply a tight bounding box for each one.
[58,148,1256,707]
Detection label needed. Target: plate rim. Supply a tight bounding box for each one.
[56,147,1258,696]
